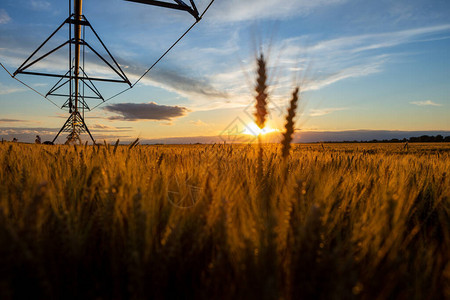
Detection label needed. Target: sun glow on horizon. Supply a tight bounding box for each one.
[243,122,279,136]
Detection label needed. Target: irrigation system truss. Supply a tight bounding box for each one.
[12,0,204,144]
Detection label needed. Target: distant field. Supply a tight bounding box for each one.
[0,142,448,299]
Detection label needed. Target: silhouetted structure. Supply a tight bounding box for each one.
[13,0,132,144]
[12,0,201,144]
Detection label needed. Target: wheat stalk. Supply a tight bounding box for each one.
[281,87,300,159]
[253,53,269,180]
[128,138,140,149]
[254,53,268,130]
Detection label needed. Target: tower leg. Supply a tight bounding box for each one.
[80,115,96,144]
[52,114,72,143]
[52,111,96,145]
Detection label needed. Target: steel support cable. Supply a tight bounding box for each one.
[90,0,215,111]
[0,62,61,109]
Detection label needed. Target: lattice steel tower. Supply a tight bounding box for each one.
[13,0,201,144]
[14,0,131,144]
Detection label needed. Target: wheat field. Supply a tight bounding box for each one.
[0,142,449,299]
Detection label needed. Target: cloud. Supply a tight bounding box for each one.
[33,83,49,87]
[337,24,450,54]
[115,64,230,111]
[0,119,26,123]
[2,8,449,115]
[91,123,134,132]
[0,127,58,143]
[293,24,450,56]
[104,102,189,121]
[30,1,51,11]
[152,68,229,99]
[263,24,450,95]
[281,25,450,72]
[189,119,207,126]
[0,9,11,24]
[168,24,450,101]
[410,100,442,107]
[0,82,24,95]
[0,23,230,110]
[93,124,115,130]
[305,58,386,91]
[210,0,347,22]
[187,24,450,110]
[309,107,347,117]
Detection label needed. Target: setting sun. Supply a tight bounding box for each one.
[243,122,279,136]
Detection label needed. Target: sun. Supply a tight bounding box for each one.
[243,122,278,136]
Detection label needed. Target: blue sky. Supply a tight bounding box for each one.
[0,0,449,143]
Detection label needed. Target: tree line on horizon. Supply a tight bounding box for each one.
[329,134,450,143]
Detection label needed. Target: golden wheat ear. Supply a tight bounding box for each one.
[254,53,269,130]
[253,53,270,179]
[281,86,300,159]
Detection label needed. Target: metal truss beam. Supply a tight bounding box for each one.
[125,0,200,20]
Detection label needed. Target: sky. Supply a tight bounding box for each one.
[0,0,449,143]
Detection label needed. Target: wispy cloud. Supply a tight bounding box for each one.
[90,124,134,134]
[92,123,132,130]
[116,64,231,110]
[309,107,347,117]
[257,24,450,95]
[179,24,450,110]
[350,25,450,53]
[0,32,229,107]
[0,83,24,95]
[92,124,116,130]
[0,9,11,24]
[305,58,387,91]
[295,24,450,56]
[0,127,57,137]
[150,68,229,99]
[279,25,450,79]
[210,0,347,22]
[104,102,189,121]
[0,118,27,123]
[189,119,207,126]
[2,13,449,115]
[410,100,442,107]
[30,1,51,11]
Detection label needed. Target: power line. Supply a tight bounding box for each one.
[90,21,198,111]
[90,0,215,111]
[0,62,61,109]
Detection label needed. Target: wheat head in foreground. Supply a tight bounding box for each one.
[254,53,269,130]
[281,86,300,158]
[253,53,269,179]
